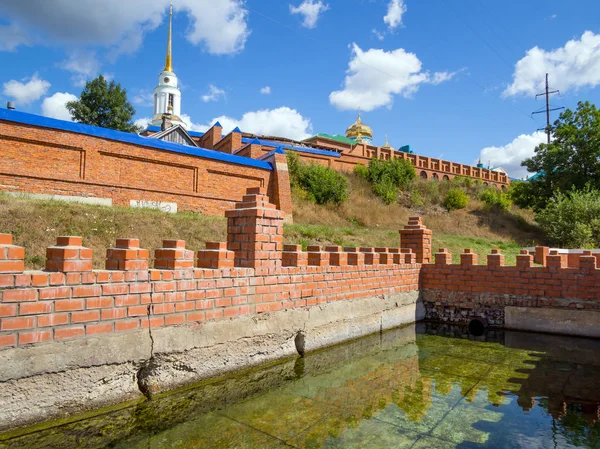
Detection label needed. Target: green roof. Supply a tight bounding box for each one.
[307,133,356,145]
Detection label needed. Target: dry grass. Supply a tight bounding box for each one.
[293,175,543,246]
[0,177,544,269]
[0,194,227,269]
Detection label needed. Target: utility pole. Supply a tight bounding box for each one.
[532,73,564,145]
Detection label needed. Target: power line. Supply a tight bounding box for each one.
[531,73,564,144]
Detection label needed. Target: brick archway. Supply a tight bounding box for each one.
[432,173,439,181]
[420,171,428,179]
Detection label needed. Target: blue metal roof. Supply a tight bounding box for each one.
[0,109,272,171]
[144,124,204,138]
[241,137,341,158]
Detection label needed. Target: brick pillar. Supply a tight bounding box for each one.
[154,240,194,270]
[534,246,549,266]
[375,247,393,265]
[361,247,379,265]
[460,249,478,266]
[214,129,243,154]
[198,122,222,149]
[263,149,294,223]
[434,248,452,266]
[546,250,564,269]
[225,187,285,269]
[579,251,597,271]
[197,242,234,269]
[106,238,149,271]
[282,245,307,267]
[46,236,92,272]
[487,249,505,267]
[344,247,365,266]
[326,246,347,266]
[516,250,533,270]
[0,234,24,273]
[400,217,432,264]
[307,246,329,266]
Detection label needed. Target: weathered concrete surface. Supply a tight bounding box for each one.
[0,292,421,432]
[505,306,600,338]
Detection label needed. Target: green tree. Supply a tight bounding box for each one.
[520,101,600,210]
[66,75,139,132]
[536,186,600,248]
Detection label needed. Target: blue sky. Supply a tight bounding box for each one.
[1,0,599,178]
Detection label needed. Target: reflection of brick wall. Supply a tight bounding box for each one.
[0,189,421,350]
[0,117,292,217]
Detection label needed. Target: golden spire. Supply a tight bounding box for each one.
[382,134,394,150]
[164,3,173,72]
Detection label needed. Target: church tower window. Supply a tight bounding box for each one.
[168,94,174,111]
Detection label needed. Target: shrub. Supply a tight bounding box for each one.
[479,188,512,211]
[367,158,416,189]
[286,151,304,188]
[286,151,349,205]
[353,164,369,180]
[372,175,398,205]
[443,188,469,211]
[452,176,472,188]
[365,158,416,203]
[536,186,600,248]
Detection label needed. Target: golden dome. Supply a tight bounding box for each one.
[345,113,373,142]
[382,134,394,150]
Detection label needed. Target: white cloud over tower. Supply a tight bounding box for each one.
[329,43,457,111]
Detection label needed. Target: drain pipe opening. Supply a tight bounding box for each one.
[468,318,488,337]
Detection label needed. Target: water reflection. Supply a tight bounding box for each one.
[1,323,599,448]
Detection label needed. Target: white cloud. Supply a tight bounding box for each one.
[329,43,454,111]
[289,0,329,29]
[185,107,312,141]
[0,0,250,56]
[372,29,385,41]
[430,70,461,85]
[0,22,29,51]
[201,84,226,102]
[180,114,207,132]
[182,0,250,55]
[41,92,77,121]
[260,86,271,95]
[2,73,50,105]
[504,31,600,97]
[479,131,546,179]
[134,117,152,130]
[384,0,407,30]
[132,90,154,107]
[61,50,102,86]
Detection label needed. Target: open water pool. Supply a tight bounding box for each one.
[1,323,599,448]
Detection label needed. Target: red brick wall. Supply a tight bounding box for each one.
[0,120,289,217]
[421,249,600,308]
[0,190,420,350]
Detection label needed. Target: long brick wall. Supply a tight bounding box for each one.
[0,109,292,218]
[0,188,420,350]
[1,188,599,351]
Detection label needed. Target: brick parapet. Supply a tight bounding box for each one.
[421,249,600,305]
[0,261,421,350]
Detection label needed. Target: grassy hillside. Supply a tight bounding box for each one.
[0,176,543,270]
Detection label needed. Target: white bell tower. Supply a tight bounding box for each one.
[150,4,186,129]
